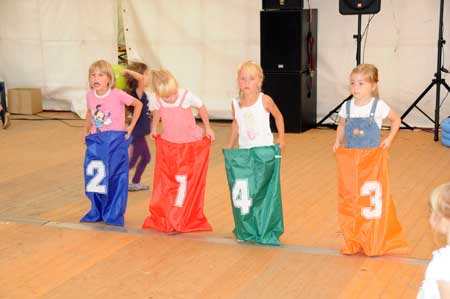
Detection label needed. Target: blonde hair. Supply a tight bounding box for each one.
[151,69,178,99]
[237,60,264,86]
[88,60,115,89]
[430,183,450,219]
[350,63,379,98]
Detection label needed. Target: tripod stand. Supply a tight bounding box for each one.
[401,0,450,141]
[317,14,363,126]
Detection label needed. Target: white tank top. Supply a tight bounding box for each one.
[233,92,274,148]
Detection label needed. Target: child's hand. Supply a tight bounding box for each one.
[380,137,393,149]
[277,138,285,150]
[332,141,340,152]
[83,131,89,144]
[150,130,157,140]
[125,127,132,140]
[205,127,215,141]
[120,69,128,76]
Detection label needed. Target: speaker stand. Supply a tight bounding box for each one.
[401,0,450,141]
[317,14,363,127]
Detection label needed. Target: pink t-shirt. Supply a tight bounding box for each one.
[86,88,134,134]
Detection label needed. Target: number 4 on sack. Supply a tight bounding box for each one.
[232,179,253,216]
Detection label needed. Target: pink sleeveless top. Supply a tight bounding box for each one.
[157,90,203,143]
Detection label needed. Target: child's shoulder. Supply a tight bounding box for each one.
[261,92,273,102]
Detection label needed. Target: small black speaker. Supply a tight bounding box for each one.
[262,0,303,10]
[339,0,381,15]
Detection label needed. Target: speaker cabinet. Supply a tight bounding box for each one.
[262,0,303,10]
[261,9,317,132]
[339,0,381,15]
[264,72,317,133]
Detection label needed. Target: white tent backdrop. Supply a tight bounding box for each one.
[123,0,450,127]
[0,0,119,118]
[1,0,449,127]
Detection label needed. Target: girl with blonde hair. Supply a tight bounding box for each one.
[418,183,450,298]
[226,60,285,149]
[333,64,400,150]
[149,69,215,142]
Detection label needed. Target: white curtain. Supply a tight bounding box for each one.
[1,0,449,126]
[122,0,450,127]
[0,0,119,117]
[122,0,260,119]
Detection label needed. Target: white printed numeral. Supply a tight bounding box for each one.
[86,160,106,194]
[174,175,187,207]
[232,179,253,216]
[360,181,382,219]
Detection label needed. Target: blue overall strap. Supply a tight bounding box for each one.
[369,99,379,119]
[345,99,352,118]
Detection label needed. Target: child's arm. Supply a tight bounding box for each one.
[126,98,143,139]
[121,69,145,98]
[380,109,400,149]
[226,104,238,148]
[438,281,450,298]
[333,117,346,152]
[198,105,215,141]
[263,95,285,149]
[150,109,160,139]
[84,110,92,138]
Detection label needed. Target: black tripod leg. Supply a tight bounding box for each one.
[442,80,450,92]
[317,95,352,126]
[401,80,435,128]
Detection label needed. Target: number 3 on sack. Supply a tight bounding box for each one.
[360,181,382,220]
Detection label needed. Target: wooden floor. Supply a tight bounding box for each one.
[1,112,449,298]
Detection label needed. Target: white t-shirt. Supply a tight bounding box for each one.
[148,88,203,111]
[338,98,391,128]
[417,245,450,299]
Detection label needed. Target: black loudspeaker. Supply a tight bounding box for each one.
[339,0,381,15]
[264,72,317,133]
[262,0,303,10]
[261,9,317,132]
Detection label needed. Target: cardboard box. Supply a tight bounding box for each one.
[7,88,43,114]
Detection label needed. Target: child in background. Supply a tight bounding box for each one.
[417,183,450,298]
[149,69,215,142]
[226,60,285,149]
[84,60,142,137]
[122,62,152,191]
[333,64,400,151]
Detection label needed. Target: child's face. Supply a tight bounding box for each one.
[90,69,110,94]
[430,210,449,235]
[350,73,376,101]
[238,68,261,95]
